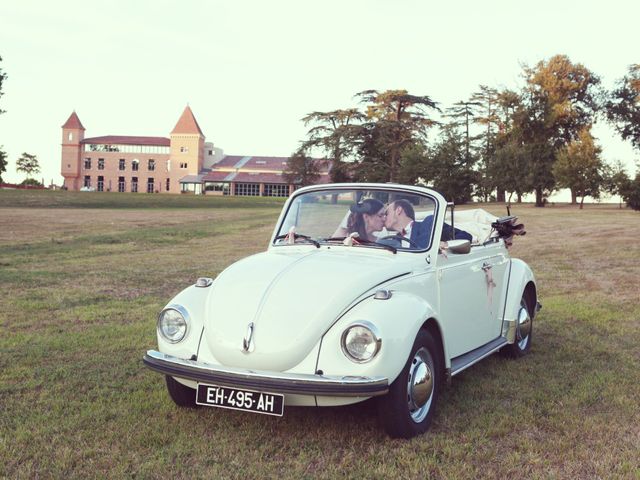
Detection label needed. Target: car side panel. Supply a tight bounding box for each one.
[502,258,537,325]
[316,291,438,388]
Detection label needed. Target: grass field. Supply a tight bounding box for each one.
[1,190,639,479]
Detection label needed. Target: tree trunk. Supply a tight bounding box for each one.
[517,192,523,203]
[496,189,506,202]
[507,192,513,203]
[579,195,584,209]
[535,187,545,207]
[571,189,577,204]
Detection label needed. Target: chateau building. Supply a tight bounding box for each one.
[60,107,329,196]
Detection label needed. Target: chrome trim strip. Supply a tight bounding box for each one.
[450,337,508,376]
[143,350,388,397]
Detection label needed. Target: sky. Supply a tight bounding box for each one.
[0,0,638,191]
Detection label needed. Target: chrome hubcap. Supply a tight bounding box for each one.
[407,348,434,423]
[516,301,531,350]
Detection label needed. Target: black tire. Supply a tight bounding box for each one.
[165,375,199,408]
[502,294,533,358]
[377,329,442,439]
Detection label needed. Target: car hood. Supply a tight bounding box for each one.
[202,248,411,371]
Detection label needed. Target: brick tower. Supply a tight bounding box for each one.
[168,106,205,193]
[60,111,85,190]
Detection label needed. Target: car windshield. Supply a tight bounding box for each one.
[274,188,438,251]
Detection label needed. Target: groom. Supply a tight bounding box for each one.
[383,199,472,249]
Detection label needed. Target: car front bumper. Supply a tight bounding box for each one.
[143,350,389,397]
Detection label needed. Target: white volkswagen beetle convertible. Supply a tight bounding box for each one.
[143,183,539,438]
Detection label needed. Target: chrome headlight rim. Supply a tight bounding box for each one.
[340,320,382,364]
[157,304,190,344]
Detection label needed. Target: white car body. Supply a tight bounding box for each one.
[144,183,538,437]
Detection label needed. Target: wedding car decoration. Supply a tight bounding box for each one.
[143,183,539,438]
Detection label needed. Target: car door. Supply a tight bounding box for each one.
[436,244,507,358]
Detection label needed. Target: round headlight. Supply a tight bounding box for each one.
[341,322,381,363]
[157,305,189,343]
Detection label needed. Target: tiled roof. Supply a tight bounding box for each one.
[82,135,170,146]
[213,155,330,173]
[202,170,331,184]
[62,111,85,130]
[171,106,204,136]
[179,174,205,183]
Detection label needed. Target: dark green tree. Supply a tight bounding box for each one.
[16,152,40,179]
[356,89,439,182]
[0,146,8,183]
[602,160,631,208]
[445,100,480,162]
[606,64,640,151]
[282,150,322,187]
[421,124,478,204]
[299,109,365,182]
[621,172,640,211]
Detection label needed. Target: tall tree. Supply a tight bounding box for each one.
[356,89,439,182]
[282,150,322,187]
[553,127,604,209]
[0,55,6,115]
[606,64,640,151]
[421,124,477,204]
[16,152,40,179]
[469,86,499,200]
[0,146,8,183]
[602,159,631,208]
[621,172,640,211]
[519,55,602,206]
[445,100,479,161]
[299,109,365,182]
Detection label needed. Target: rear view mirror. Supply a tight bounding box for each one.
[447,239,471,254]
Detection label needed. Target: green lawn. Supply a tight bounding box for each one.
[1,191,639,478]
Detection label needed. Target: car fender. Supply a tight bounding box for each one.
[157,283,212,359]
[503,258,537,327]
[316,291,439,385]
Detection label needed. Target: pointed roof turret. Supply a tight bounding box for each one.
[62,111,85,130]
[171,105,204,137]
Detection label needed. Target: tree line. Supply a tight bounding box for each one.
[285,55,640,210]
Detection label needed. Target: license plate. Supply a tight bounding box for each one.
[196,383,284,417]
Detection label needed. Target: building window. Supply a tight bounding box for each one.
[97,176,104,192]
[132,159,139,171]
[235,183,260,196]
[131,177,138,193]
[84,158,91,170]
[208,150,213,155]
[84,176,91,188]
[98,158,105,170]
[147,177,154,193]
[180,162,188,169]
[118,177,126,192]
[119,159,126,170]
[68,132,73,141]
[148,159,155,171]
[204,182,230,195]
[166,179,170,192]
[263,184,289,197]
[180,146,188,153]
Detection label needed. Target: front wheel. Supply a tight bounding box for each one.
[165,375,199,408]
[377,330,442,438]
[502,295,533,358]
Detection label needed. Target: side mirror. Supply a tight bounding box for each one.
[447,239,471,254]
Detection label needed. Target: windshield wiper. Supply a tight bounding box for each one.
[319,237,397,254]
[274,233,320,248]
